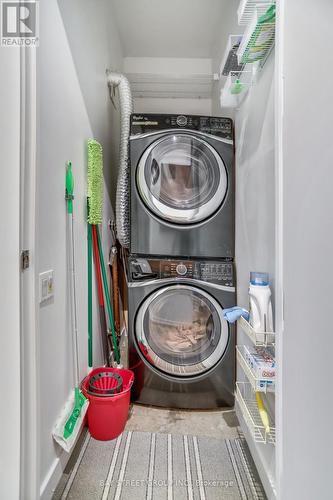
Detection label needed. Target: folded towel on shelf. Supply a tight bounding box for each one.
[223,307,249,324]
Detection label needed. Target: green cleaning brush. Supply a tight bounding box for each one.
[87,139,103,225]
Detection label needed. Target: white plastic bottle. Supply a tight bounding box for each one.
[249,272,273,332]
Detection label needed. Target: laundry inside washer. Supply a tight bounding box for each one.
[142,286,218,364]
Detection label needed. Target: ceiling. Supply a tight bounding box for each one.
[111,0,237,59]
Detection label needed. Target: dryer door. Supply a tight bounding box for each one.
[135,284,229,378]
[136,134,228,224]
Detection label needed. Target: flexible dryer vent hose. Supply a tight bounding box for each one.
[106,71,133,248]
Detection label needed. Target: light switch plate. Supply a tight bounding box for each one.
[39,270,54,303]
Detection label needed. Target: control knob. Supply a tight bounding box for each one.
[176,115,187,127]
[176,263,187,276]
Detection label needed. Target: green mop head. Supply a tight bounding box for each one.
[87,139,103,225]
[52,387,89,453]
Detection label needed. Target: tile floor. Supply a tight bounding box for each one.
[126,404,240,440]
[52,405,264,500]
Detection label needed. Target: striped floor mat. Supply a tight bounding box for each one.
[53,430,266,500]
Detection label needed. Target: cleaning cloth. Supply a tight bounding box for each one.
[223,307,249,324]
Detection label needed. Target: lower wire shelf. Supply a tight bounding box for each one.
[235,382,276,445]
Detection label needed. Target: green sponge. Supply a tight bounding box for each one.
[87,139,103,225]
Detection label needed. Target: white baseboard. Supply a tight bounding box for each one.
[39,424,86,499]
[40,452,68,500]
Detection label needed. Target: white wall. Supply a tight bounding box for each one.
[125,57,213,115]
[278,1,333,498]
[211,5,276,493]
[0,47,21,500]
[124,56,212,76]
[235,55,275,308]
[37,1,123,497]
[58,0,123,204]
[133,97,212,115]
[234,54,276,497]
[210,4,275,493]
[112,0,231,58]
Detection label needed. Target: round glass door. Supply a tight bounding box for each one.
[136,134,228,224]
[135,285,229,377]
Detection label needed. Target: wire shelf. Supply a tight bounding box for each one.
[236,382,276,445]
[237,3,275,66]
[238,316,275,346]
[236,346,275,393]
[237,0,275,25]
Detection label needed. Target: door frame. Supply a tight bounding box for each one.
[19,45,39,499]
[274,0,285,498]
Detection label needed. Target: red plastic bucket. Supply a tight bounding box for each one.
[82,367,134,441]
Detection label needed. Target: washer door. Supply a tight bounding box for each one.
[136,134,228,224]
[135,285,229,378]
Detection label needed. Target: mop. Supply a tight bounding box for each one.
[52,162,89,453]
[87,139,121,366]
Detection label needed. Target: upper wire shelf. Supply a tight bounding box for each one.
[237,0,275,25]
[238,316,275,347]
[237,2,276,66]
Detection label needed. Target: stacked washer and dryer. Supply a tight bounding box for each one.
[126,113,236,409]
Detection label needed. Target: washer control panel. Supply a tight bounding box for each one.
[129,256,234,287]
[198,262,234,284]
[130,113,233,140]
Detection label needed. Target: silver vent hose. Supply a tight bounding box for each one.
[107,71,133,248]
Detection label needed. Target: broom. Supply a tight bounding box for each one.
[92,222,109,365]
[87,139,120,365]
[52,162,89,453]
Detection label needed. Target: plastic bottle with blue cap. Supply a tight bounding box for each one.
[249,272,273,332]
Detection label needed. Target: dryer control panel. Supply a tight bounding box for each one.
[130,113,233,140]
[129,256,234,287]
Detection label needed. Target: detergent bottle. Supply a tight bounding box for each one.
[249,272,273,332]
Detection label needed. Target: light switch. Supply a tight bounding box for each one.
[39,270,54,303]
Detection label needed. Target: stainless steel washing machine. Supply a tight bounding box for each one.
[126,255,236,409]
[129,114,234,259]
